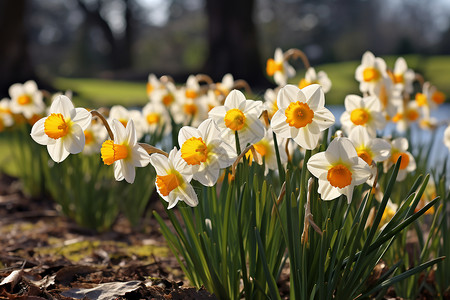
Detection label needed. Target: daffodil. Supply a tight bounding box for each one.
[100,119,150,183]
[214,73,235,101]
[372,77,402,120]
[389,57,415,94]
[245,128,287,175]
[171,95,208,127]
[340,94,386,136]
[0,98,13,132]
[266,48,296,86]
[391,100,420,132]
[151,81,177,107]
[178,118,236,186]
[271,84,335,150]
[298,67,332,93]
[416,82,446,115]
[348,126,391,166]
[444,124,450,151]
[208,89,265,149]
[146,73,163,99]
[108,105,145,141]
[355,51,388,94]
[142,101,171,135]
[149,148,198,209]
[264,88,278,120]
[82,122,108,155]
[30,95,92,162]
[307,137,372,203]
[9,80,45,119]
[181,75,201,101]
[384,137,416,182]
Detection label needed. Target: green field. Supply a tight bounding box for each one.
[53,55,450,107]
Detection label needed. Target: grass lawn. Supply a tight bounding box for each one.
[53,78,148,108]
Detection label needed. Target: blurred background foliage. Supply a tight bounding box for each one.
[1,0,450,105]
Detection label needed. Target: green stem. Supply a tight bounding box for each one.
[235,131,241,154]
[272,131,286,184]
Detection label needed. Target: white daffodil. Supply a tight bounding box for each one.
[271,84,335,150]
[340,94,386,137]
[100,119,150,183]
[181,75,201,101]
[203,90,221,113]
[151,81,177,107]
[108,105,145,141]
[208,89,265,149]
[178,118,236,186]
[298,67,332,93]
[348,126,391,186]
[348,126,391,166]
[444,125,450,151]
[416,82,446,115]
[264,88,278,120]
[214,73,235,101]
[146,73,163,99]
[355,51,388,94]
[391,100,420,132]
[171,95,208,127]
[0,98,13,132]
[266,48,296,86]
[149,148,198,209]
[142,101,171,135]
[384,137,416,182]
[82,121,108,155]
[245,128,287,175]
[307,137,372,203]
[390,57,415,94]
[9,80,45,119]
[30,95,92,163]
[372,77,402,120]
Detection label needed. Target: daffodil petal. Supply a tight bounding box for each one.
[47,139,70,163]
[318,179,341,200]
[277,85,304,109]
[224,90,245,109]
[132,146,150,167]
[73,108,92,130]
[121,159,136,183]
[178,125,198,147]
[302,84,324,110]
[112,119,127,144]
[306,152,329,180]
[178,184,198,207]
[270,111,291,138]
[149,153,170,174]
[30,118,51,145]
[50,95,74,117]
[63,123,85,154]
[351,159,372,185]
[313,108,335,131]
[114,160,124,181]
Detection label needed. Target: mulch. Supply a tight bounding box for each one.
[0,173,216,299]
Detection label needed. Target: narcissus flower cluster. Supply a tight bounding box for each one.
[22,48,447,209]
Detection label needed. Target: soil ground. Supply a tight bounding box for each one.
[0,173,216,299]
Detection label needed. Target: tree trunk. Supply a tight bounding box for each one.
[204,0,268,87]
[0,0,37,98]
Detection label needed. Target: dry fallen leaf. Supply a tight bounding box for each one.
[0,269,23,292]
[61,280,143,300]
